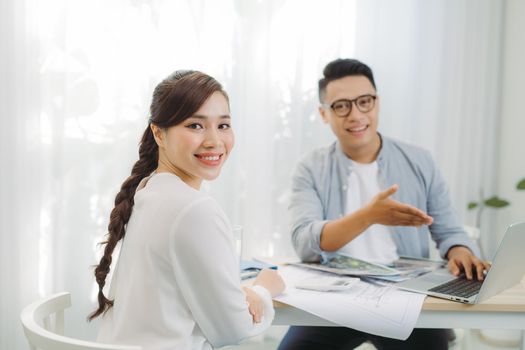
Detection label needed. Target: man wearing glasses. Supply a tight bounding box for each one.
[278,59,484,350]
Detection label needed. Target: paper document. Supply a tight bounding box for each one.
[292,254,397,276]
[274,265,426,340]
[292,254,444,281]
[374,256,445,282]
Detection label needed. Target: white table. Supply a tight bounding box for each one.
[273,278,525,349]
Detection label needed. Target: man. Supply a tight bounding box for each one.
[278,59,488,350]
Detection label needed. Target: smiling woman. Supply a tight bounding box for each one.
[151,91,234,189]
[89,70,285,349]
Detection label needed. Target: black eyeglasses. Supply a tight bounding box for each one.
[323,94,377,118]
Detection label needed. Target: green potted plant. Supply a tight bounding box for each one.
[467,178,525,256]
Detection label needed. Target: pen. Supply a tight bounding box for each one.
[241,270,259,280]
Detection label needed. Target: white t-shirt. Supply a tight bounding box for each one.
[97,172,274,350]
[338,161,399,264]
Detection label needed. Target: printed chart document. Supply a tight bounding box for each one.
[292,254,444,281]
[274,265,426,340]
[292,254,399,276]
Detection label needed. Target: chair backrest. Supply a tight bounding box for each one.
[21,292,141,350]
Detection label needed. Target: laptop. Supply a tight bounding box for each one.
[395,221,525,304]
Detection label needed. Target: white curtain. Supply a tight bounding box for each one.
[0,0,503,348]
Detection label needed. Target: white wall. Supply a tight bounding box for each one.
[494,0,525,254]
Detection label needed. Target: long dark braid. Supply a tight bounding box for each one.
[88,70,227,320]
[88,128,157,320]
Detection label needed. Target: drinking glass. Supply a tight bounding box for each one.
[232,224,243,261]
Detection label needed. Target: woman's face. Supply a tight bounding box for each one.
[153,91,234,189]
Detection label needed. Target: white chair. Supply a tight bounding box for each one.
[21,292,141,350]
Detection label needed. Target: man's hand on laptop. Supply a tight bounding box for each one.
[446,246,491,280]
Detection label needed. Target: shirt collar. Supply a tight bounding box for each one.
[335,132,389,170]
[376,133,388,168]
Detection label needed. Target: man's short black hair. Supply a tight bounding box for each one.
[318,58,376,102]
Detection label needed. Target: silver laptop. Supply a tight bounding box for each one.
[395,221,525,304]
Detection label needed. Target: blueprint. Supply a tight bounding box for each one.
[274,265,426,340]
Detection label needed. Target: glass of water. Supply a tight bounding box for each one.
[232,224,243,262]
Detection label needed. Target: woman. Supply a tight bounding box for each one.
[90,70,285,350]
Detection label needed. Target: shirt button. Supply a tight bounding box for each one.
[342,185,347,190]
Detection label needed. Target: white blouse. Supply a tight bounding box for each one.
[97,172,274,350]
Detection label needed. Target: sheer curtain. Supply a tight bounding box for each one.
[0,0,503,348]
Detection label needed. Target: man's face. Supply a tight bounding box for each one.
[319,75,380,160]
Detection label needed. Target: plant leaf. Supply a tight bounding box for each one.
[517,178,525,190]
[467,202,478,210]
[484,196,510,208]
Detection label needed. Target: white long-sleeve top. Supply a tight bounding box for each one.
[97,172,274,350]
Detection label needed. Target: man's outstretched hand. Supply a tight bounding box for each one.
[320,184,434,252]
[364,184,433,227]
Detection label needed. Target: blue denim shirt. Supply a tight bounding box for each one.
[289,135,479,262]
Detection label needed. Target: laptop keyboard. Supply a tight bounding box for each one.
[429,275,484,298]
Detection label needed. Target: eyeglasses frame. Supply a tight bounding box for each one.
[322,94,377,118]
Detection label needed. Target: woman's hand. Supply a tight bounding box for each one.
[242,286,264,323]
[253,268,285,297]
[243,269,285,323]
